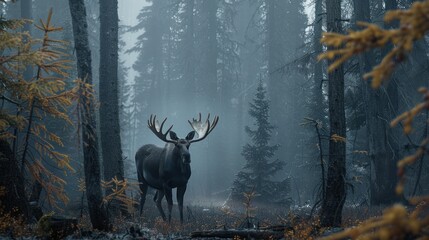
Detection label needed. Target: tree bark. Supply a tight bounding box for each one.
[28,181,43,220]
[68,0,109,231]
[199,0,218,107]
[99,0,124,195]
[312,0,325,122]
[20,0,32,81]
[146,1,165,115]
[320,0,346,228]
[0,140,29,220]
[405,0,429,195]
[312,0,326,203]
[182,0,196,112]
[367,0,401,205]
[403,0,429,93]
[266,0,287,135]
[20,0,31,36]
[197,0,218,196]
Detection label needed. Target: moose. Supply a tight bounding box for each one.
[135,113,219,223]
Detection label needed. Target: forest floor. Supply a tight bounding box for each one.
[0,200,386,239]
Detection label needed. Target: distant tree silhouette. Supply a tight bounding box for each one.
[230,80,290,207]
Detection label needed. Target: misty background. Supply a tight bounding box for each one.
[2,0,428,212]
[118,0,313,205]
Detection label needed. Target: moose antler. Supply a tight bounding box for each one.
[188,113,219,143]
[148,115,176,143]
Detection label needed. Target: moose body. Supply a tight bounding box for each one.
[136,144,191,189]
[136,114,218,223]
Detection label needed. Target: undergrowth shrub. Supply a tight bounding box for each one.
[0,208,31,237]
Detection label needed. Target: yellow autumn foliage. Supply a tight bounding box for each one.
[321,203,429,240]
[319,0,429,239]
[101,177,140,214]
[0,10,89,208]
[318,0,429,88]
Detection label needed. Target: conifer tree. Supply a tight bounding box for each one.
[128,0,169,147]
[1,10,81,220]
[230,81,290,205]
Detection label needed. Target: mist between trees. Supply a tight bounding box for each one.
[1,0,429,232]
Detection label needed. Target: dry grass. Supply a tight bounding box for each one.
[0,208,34,238]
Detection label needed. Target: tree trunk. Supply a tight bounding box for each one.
[266,0,294,186]
[146,1,165,115]
[312,0,326,203]
[20,0,31,37]
[312,0,325,122]
[21,0,44,220]
[197,0,218,195]
[403,0,429,93]
[29,181,43,220]
[99,0,124,195]
[354,0,394,206]
[320,0,346,228]
[367,0,401,205]
[199,0,218,107]
[183,0,196,113]
[21,0,32,81]
[266,0,287,136]
[0,140,29,220]
[404,0,429,196]
[68,0,109,231]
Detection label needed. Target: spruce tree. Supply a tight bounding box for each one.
[231,80,290,206]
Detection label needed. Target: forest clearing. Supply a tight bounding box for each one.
[1,0,429,239]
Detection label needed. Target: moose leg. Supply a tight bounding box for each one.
[138,180,149,215]
[177,185,187,224]
[164,186,173,222]
[155,190,167,221]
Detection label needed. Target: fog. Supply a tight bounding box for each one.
[114,0,315,206]
[4,0,427,215]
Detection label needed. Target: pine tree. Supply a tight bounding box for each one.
[128,0,169,145]
[0,11,81,220]
[230,81,290,206]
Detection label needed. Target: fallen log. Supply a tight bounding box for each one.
[260,224,294,232]
[191,229,284,239]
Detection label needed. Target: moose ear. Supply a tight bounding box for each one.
[185,131,196,141]
[169,131,179,141]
